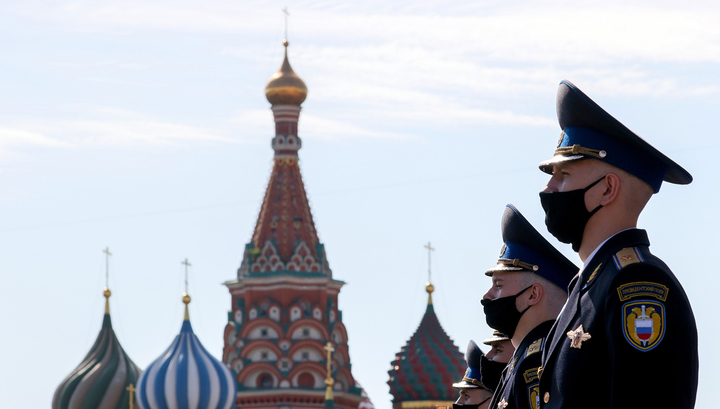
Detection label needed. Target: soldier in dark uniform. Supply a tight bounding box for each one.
[483,331,514,364]
[480,331,514,392]
[452,341,495,409]
[537,80,699,408]
[481,205,577,409]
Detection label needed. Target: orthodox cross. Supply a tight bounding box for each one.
[323,341,335,402]
[103,247,112,288]
[323,342,335,377]
[283,7,290,41]
[424,242,435,283]
[126,384,136,409]
[182,258,191,294]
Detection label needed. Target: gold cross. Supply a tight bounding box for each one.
[497,398,508,409]
[323,342,335,377]
[324,342,335,401]
[103,247,112,288]
[424,242,435,283]
[567,324,592,349]
[126,384,136,409]
[182,258,192,293]
[283,7,290,41]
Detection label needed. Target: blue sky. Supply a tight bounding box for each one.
[1,1,718,408]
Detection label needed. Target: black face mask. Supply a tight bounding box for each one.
[539,176,606,252]
[481,285,533,339]
[479,354,506,392]
[453,395,491,409]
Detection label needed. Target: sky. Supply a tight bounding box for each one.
[1,0,718,408]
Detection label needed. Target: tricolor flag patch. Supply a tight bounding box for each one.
[622,300,665,351]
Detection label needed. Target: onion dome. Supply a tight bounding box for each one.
[265,40,307,106]
[137,292,236,409]
[387,283,465,407]
[52,288,142,409]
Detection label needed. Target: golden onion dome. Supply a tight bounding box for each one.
[265,40,308,106]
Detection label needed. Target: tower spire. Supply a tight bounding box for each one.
[103,247,112,314]
[424,242,435,305]
[181,258,192,321]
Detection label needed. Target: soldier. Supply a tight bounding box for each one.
[452,341,494,409]
[480,331,514,392]
[481,205,577,409]
[537,80,699,408]
[483,331,513,363]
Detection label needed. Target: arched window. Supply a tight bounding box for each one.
[257,373,273,388]
[298,372,315,388]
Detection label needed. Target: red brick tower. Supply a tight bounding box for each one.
[222,40,366,409]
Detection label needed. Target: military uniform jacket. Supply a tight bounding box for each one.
[538,229,698,408]
[489,320,553,409]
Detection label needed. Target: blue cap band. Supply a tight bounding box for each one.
[560,126,668,193]
[501,241,573,290]
[464,366,483,386]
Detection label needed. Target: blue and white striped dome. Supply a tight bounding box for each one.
[137,294,236,409]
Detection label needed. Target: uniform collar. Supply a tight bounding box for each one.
[516,320,555,356]
[581,228,634,273]
[579,228,650,290]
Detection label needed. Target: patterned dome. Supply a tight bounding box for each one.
[137,294,236,409]
[387,285,465,404]
[52,288,142,409]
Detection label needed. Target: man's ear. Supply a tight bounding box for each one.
[599,173,621,206]
[527,284,543,306]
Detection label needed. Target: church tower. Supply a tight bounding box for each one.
[387,282,465,409]
[222,40,366,409]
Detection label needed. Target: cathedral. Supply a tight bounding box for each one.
[52,38,463,409]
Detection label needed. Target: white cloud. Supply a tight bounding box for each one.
[2,0,718,155]
[9,1,720,65]
[0,110,240,154]
[0,127,69,148]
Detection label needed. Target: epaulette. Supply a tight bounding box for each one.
[612,247,644,270]
[526,338,543,357]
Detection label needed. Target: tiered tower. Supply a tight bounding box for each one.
[387,283,465,409]
[222,40,365,409]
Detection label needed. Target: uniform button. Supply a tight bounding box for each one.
[544,392,550,403]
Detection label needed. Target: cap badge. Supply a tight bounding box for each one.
[566,325,591,349]
[557,131,565,148]
[499,243,507,258]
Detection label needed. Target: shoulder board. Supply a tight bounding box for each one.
[526,338,543,357]
[612,247,645,270]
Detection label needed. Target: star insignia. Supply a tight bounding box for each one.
[567,324,592,349]
[497,399,508,409]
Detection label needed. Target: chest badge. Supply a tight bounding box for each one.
[566,325,592,348]
[497,399,508,409]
